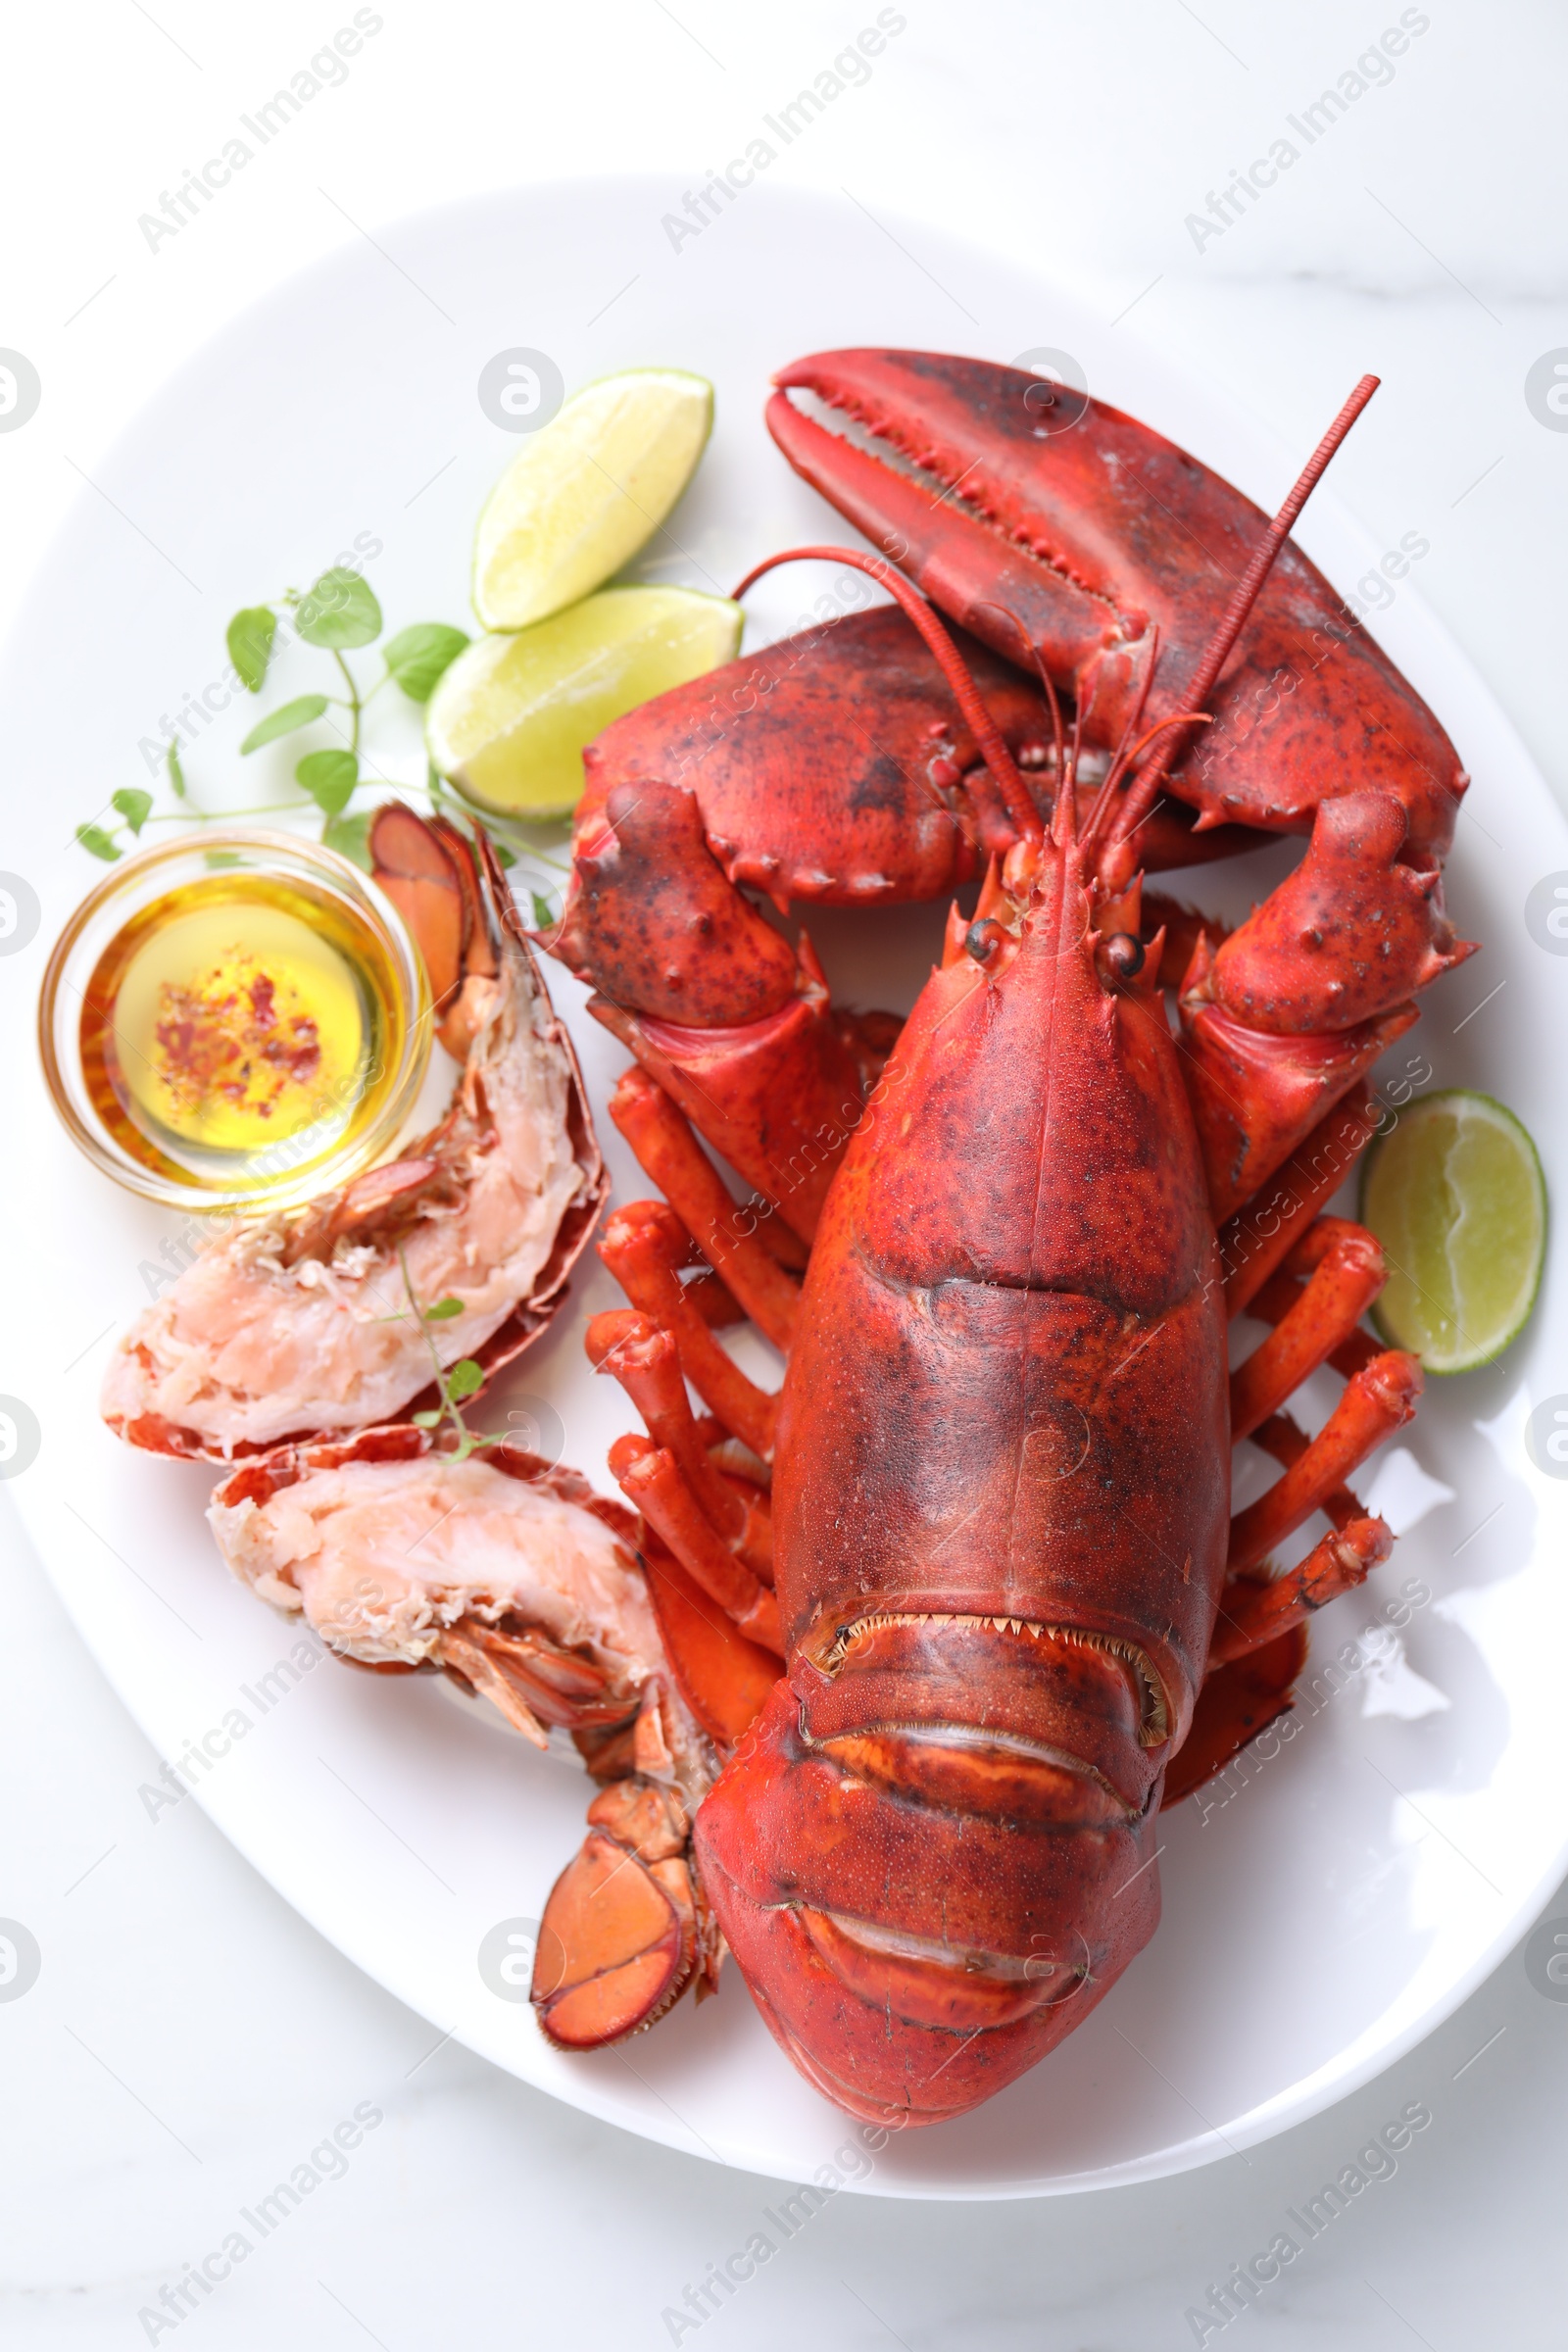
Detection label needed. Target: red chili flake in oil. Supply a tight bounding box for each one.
[154,953,323,1123]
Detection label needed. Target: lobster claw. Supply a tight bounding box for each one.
[768,348,1142,682]
[768,349,1467,858]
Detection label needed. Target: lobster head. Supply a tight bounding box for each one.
[696,826,1230,2124]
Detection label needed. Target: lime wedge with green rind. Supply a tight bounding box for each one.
[1361,1088,1546,1374]
[472,368,713,632]
[427,585,741,821]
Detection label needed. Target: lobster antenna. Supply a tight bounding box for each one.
[1051,728,1077,848]
[1085,712,1213,849]
[968,598,1066,830]
[1082,625,1160,845]
[1103,372,1381,858]
[731,546,1044,845]
[1039,661,1067,801]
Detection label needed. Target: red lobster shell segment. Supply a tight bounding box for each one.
[767,348,1467,858]
[575,606,1049,917]
[696,829,1229,2125]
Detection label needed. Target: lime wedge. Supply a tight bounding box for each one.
[1361,1089,1546,1373]
[427,586,741,820]
[472,368,713,631]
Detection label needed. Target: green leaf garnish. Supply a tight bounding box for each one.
[296,748,359,815]
[76,822,121,861]
[227,607,277,694]
[167,741,187,798]
[112,787,153,835]
[321,810,372,870]
[295,567,382,650]
[492,840,515,869]
[397,1249,494,1453]
[529,890,555,929]
[383,622,469,703]
[241,694,329,754]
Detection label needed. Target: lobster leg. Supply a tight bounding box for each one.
[598,1203,780,1463]
[607,1439,781,1654]
[1160,1628,1307,1811]
[1228,1350,1422,1574]
[1218,1085,1382,1316]
[639,1532,780,1744]
[1228,1223,1386,1440]
[1170,1205,1419,1799]
[1208,1517,1395,1668]
[1247,1406,1368,1534]
[1246,1239,1387,1384]
[589,1314,775,1595]
[607,1068,800,1349]
[591,1313,747,1535]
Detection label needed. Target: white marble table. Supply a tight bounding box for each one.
[4,3,1567,2343]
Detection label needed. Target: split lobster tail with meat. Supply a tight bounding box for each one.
[102,809,606,1460]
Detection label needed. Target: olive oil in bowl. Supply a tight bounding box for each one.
[41,832,431,1211]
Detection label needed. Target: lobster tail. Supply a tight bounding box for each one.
[697,1630,1160,2123]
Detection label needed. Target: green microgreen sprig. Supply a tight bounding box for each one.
[74,564,470,870]
[396,1248,503,1463]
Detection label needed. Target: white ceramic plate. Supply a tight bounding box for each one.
[4,181,1566,2199]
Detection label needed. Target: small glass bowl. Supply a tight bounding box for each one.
[38,828,432,1213]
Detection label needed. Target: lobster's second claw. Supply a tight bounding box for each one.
[532,1825,697,2048]
[554,780,799,1028]
[1203,792,1478,1035]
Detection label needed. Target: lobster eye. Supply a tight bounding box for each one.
[1096,931,1145,986]
[966,918,1006,966]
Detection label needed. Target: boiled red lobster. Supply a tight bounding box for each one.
[539,354,1474,2125]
